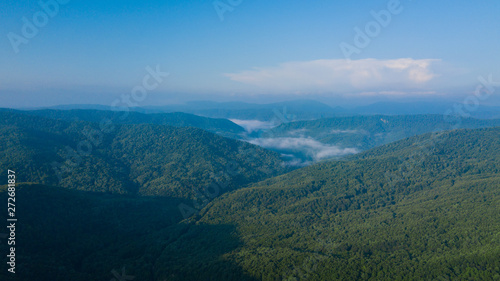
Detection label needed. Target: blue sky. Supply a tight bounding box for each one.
[1,0,499,107]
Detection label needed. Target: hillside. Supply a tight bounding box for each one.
[2,109,245,138]
[160,127,500,280]
[0,111,288,199]
[0,183,189,281]
[1,127,498,280]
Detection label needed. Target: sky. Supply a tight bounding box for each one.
[1,0,499,108]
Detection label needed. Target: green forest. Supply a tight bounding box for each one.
[0,110,499,280]
[0,111,287,198]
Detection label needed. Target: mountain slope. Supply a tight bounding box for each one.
[1,127,499,280]
[2,109,245,138]
[0,183,192,281]
[163,127,500,280]
[0,111,288,199]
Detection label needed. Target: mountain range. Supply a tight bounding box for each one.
[27,100,500,120]
[0,107,499,280]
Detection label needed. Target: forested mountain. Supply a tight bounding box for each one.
[0,110,287,280]
[256,114,500,163]
[1,126,499,280]
[156,127,500,280]
[1,109,245,138]
[0,111,287,199]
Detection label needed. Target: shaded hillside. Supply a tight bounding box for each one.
[0,183,257,281]
[0,111,288,199]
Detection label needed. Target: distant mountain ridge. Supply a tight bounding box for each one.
[0,108,245,138]
[23,100,340,121]
[346,101,500,119]
[142,99,339,121]
[27,100,500,120]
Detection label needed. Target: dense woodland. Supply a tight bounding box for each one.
[191,128,500,280]
[0,108,246,138]
[0,111,287,198]
[0,110,499,280]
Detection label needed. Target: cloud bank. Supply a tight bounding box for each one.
[225,58,441,93]
[248,137,359,162]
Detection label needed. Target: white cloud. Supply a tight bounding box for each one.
[248,137,359,161]
[225,58,441,93]
[230,119,277,133]
[286,128,309,136]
